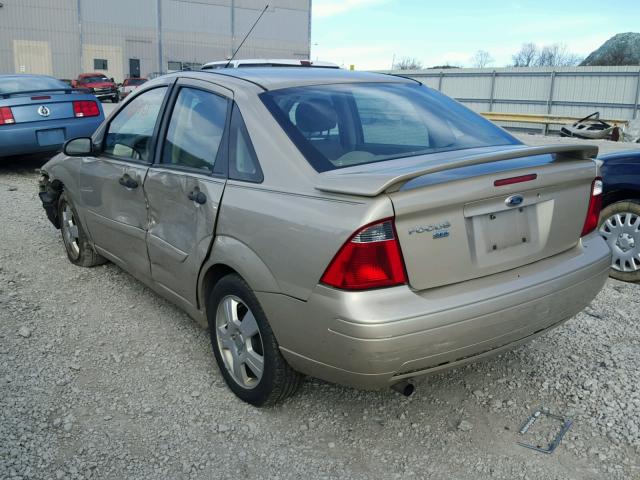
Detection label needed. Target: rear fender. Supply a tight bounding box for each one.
[197,235,281,310]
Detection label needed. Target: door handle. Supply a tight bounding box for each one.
[118,175,138,189]
[188,190,207,205]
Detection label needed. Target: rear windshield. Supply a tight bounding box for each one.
[0,76,69,95]
[260,83,519,172]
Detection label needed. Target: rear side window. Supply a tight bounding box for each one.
[162,87,228,172]
[260,83,519,172]
[229,104,263,183]
[104,87,167,162]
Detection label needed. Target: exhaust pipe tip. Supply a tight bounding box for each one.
[391,380,415,397]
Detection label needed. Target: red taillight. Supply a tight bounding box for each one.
[321,219,407,290]
[73,100,100,118]
[0,106,15,125]
[581,177,603,237]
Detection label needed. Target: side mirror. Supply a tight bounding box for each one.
[63,137,93,156]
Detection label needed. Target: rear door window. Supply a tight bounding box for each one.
[161,87,229,173]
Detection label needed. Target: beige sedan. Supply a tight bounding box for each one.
[39,68,610,406]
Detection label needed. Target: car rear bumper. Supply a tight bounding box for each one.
[94,93,117,100]
[90,89,117,99]
[257,233,611,389]
[0,117,103,157]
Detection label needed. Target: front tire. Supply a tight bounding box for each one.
[58,192,106,267]
[207,274,303,406]
[598,201,640,283]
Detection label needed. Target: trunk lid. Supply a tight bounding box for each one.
[3,92,100,123]
[315,145,599,291]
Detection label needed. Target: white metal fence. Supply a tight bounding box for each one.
[386,66,640,132]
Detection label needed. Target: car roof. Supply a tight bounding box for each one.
[202,59,340,69]
[187,67,418,91]
[79,73,108,77]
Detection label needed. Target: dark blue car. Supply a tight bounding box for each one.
[0,74,104,158]
[598,150,640,282]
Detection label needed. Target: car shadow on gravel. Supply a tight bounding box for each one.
[0,152,58,174]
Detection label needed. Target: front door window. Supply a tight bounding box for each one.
[103,87,167,162]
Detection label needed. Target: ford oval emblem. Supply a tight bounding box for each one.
[505,195,524,207]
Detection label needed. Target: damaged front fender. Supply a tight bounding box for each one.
[38,173,63,229]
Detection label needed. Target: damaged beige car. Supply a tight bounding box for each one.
[39,69,611,406]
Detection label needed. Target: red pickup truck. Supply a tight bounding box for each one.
[72,73,119,103]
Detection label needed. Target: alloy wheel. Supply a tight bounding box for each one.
[61,203,80,260]
[215,295,265,389]
[599,212,640,272]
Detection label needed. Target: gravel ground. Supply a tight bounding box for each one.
[1,135,639,480]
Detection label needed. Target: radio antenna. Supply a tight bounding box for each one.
[225,4,269,68]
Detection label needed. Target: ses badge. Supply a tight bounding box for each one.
[408,221,451,239]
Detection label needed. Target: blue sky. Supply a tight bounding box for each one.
[311,0,640,69]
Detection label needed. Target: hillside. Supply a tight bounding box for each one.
[581,32,640,66]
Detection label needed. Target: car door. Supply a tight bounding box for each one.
[78,83,171,279]
[143,78,231,307]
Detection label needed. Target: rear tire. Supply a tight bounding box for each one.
[58,192,106,267]
[598,201,640,283]
[207,274,303,406]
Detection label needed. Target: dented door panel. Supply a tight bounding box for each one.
[145,169,225,306]
[79,157,150,278]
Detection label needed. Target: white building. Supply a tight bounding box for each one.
[0,0,312,81]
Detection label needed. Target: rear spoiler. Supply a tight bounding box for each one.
[0,88,89,99]
[315,144,599,197]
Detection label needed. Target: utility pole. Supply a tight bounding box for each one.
[307,0,311,60]
[77,0,83,74]
[156,0,163,73]
[230,0,235,59]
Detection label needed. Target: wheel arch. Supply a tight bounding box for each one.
[39,174,65,228]
[198,235,281,311]
[602,188,640,208]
